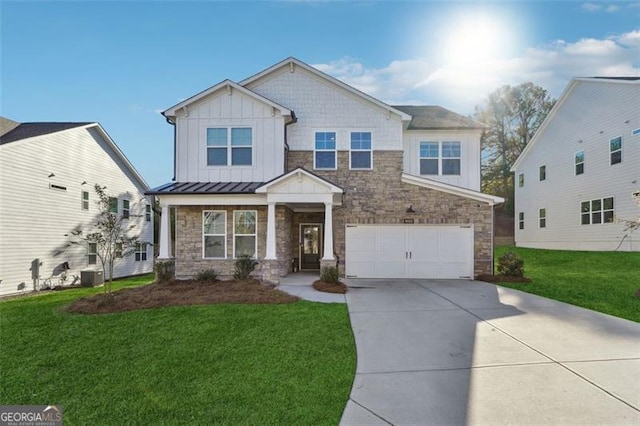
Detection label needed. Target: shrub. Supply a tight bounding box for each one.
[320,266,340,284]
[233,255,259,280]
[195,269,219,282]
[497,251,525,277]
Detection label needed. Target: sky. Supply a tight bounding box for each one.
[2,0,639,188]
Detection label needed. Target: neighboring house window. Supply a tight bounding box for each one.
[109,197,118,213]
[122,200,130,219]
[419,141,461,176]
[632,128,640,136]
[234,210,257,258]
[115,242,123,259]
[442,142,461,175]
[145,204,151,222]
[539,165,546,181]
[575,150,585,175]
[539,208,546,228]
[88,243,97,265]
[314,132,337,169]
[610,136,622,165]
[419,142,439,175]
[82,191,89,210]
[135,243,148,262]
[518,173,524,188]
[581,197,614,225]
[350,132,372,169]
[518,212,524,230]
[206,127,253,166]
[203,211,226,259]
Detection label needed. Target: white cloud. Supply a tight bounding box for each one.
[581,2,621,13]
[605,4,620,12]
[581,2,602,12]
[312,30,640,114]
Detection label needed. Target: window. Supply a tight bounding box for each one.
[581,197,614,225]
[82,191,89,210]
[610,136,622,165]
[145,204,151,222]
[88,243,97,265]
[233,210,257,258]
[518,173,524,188]
[122,200,130,219]
[108,197,118,213]
[575,150,585,175]
[539,208,546,228]
[632,128,640,136]
[518,212,524,230]
[419,141,461,176]
[206,127,253,166]
[115,242,123,259]
[539,165,546,181]
[135,243,147,262]
[314,132,336,169]
[203,211,226,258]
[350,132,372,169]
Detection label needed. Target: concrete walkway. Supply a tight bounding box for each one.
[340,279,640,425]
[275,272,345,303]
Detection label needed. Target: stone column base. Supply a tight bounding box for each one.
[319,259,338,271]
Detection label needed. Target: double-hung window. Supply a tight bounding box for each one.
[518,173,524,188]
[581,197,614,225]
[518,212,524,230]
[610,136,622,165]
[442,142,461,175]
[234,211,257,258]
[419,142,439,175]
[88,243,97,265]
[575,150,585,175]
[203,211,226,259]
[207,127,253,166]
[145,204,151,222]
[419,141,460,175]
[108,197,118,214]
[539,165,546,181]
[315,132,336,169]
[539,208,546,228]
[350,132,372,169]
[82,191,89,210]
[135,243,147,261]
[122,200,130,219]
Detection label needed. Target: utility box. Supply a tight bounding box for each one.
[81,270,104,287]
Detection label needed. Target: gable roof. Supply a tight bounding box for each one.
[256,167,343,193]
[0,121,92,145]
[0,117,20,137]
[240,57,412,121]
[392,105,487,130]
[162,79,292,119]
[402,173,504,205]
[511,77,640,172]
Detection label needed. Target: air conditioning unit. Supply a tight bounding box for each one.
[81,270,104,287]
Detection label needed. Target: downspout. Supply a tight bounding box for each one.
[164,115,176,181]
[284,111,297,172]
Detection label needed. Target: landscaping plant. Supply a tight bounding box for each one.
[233,255,259,280]
[320,266,340,284]
[497,251,525,277]
[195,269,219,282]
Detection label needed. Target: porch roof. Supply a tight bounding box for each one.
[147,181,263,195]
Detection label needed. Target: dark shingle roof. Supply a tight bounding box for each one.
[591,77,640,81]
[147,181,264,195]
[392,105,487,130]
[0,122,92,145]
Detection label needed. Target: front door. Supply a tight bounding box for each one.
[300,224,322,270]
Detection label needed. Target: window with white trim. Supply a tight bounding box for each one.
[518,173,524,188]
[234,210,257,258]
[632,128,640,136]
[314,132,336,169]
[122,200,130,219]
[539,165,546,181]
[350,132,372,169]
[581,197,614,225]
[539,208,546,228]
[206,127,252,166]
[419,141,461,176]
[575,150,585,175]
[135,243,148,262]
[442,142,461,175]
[145,204,151,222]
[108,197,118,213]
[115,242,123,259]
[419,142,439,175]
[203,211,226,259]
[88,243,97,265]
[518,212,524,230]
[82,191,89,210]
[610,136,622,165]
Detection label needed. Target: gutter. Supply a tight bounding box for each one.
[164,115,177,181]
[283,111,297,172]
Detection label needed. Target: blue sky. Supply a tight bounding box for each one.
[2,1,639,187]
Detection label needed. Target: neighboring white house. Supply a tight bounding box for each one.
[511,77,640,251]
[150,57,503,283]
[0,118,154,295]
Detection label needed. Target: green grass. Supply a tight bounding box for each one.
[494,246,640,322]
[0,275,356,424]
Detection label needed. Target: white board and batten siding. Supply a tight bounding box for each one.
[345,224,474,279]
[0,126,153,296]
[245,66,404,151]
[514,79,640,251]
[175,89,286,183]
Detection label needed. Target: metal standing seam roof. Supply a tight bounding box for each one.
[147,181,265,195]
[392,105,487,130]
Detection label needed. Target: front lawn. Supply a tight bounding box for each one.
[0,275,356,424]
[494,247,640,322]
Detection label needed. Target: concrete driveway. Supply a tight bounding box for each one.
[340,279,640,425]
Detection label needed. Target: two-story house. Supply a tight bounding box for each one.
[511,77,640,251]
[149,57,503,283]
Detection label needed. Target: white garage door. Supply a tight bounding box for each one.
[345,224,474,279]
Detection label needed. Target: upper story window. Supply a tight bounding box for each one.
[419,141,461,176]
[350,132,372,169]
[122,200,130,219]
[314,132,337,170]
[518,173,524,188]
[108,197,118,213]
[82,191,89,210]
[207,127,252,166]
[610,136,621,165]
[539,165,546,181]
[575,150,585,175]
[581,197,614,225]
[145,204,151,222]
[632,128,640,136]
[203,211,226,259]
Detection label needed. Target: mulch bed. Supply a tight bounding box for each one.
[66,279,299,314]
[312,280,348,294]
[476,274,532,283]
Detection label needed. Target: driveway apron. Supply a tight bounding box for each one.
[340,279,640,425]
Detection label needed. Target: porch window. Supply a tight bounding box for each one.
[314,132,336,169]
[234,210,257,258]
[350,132,372,169]
[207,127,252,166]
[203,211,226,258]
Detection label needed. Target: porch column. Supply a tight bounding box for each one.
[265,201,277,259]
[158,204,172,259]
[322,201,334,260]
